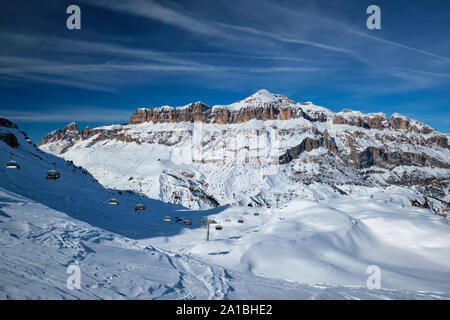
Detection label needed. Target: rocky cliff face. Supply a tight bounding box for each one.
[332,110,436,135]
[129,92,307,125]
[0,117,30,149]
[39,90,450,209]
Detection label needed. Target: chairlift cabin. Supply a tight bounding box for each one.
[225,218,231,222]
[5,153,20,169]
[135,204,146,212]
[254,212,260,216]
[46,170,60,180]
[184,220,192,226]
[163,216,172,222]
[215,224,223,231]
[238,219,244,224]
[5,160,20,169]
[108,198,119,205]
[46,163,60,180]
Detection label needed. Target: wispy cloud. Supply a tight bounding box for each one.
[80,0,357,56]
[0,106,132,123]
[81,0,228,38]
[351,31,450,63]
[1,0,449,98]
[215,23,356,54]
[254,0,450,63]
[81,0,449,65]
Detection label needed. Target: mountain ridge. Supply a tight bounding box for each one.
[37,90,450,210]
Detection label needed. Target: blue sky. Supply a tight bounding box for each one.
[0,0,449,142]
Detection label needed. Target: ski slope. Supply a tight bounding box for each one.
[1,119,450,299]
[2,187,449,299]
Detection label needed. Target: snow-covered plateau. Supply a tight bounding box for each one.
[1,90,449,299]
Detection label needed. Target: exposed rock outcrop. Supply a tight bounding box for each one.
[0,118,18,129]
[279,137,324,164]
[332,110,389,130]
[0,133,19,149]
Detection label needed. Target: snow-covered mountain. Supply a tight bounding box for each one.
[40,90,449,212]
[2,116,450,299]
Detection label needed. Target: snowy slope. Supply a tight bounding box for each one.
[2,118,450,299]
[1,185,450,299]
[0,121,192,239]
[149,187,450,294]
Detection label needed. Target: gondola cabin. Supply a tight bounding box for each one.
[108,198,119,205]
[5,160,20,169]
[46,170,60,180]
[134,204,145,212]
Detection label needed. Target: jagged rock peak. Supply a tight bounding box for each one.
[64,122,79,132]
[39,122,80,146]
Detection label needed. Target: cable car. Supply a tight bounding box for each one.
[46,163,60,180]
[5,153,20,169]
[135,204,145,212]
[46,170,60,180]
[5,160,20,169]
[215,224,223,231]
[108,198,119,205]
[238,219,244,224]
[163,216,172,222]
[184,220,192,226]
